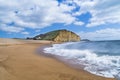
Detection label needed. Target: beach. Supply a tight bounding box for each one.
[0,38,115,80]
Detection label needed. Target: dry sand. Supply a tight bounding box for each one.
[0,38,115,80]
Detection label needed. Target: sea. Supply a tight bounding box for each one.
[44,40,120,78]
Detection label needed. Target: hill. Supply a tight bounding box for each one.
[33,29,80,42]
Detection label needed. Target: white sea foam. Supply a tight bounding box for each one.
[44,42,120,78]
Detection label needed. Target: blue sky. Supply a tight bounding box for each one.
[0,0,120,40]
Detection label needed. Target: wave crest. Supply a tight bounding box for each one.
[44,42,120,78]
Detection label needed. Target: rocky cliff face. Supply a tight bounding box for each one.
[54,30,80,42]
[33,29,80,42]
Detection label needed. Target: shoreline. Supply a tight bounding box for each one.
[36,43,115,79]
[37,45,85,69]
[0,38,115,80]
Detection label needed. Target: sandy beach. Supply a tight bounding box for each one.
[0,38,115,80]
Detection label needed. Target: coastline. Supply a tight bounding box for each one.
[37,44,116,79]
[0,38,115,80]
[37,45,86,69]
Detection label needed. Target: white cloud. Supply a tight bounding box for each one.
[74,21,84,26]
[79,28,120,40]
[67,0,120,27]
[0,0,120,35]
[21,32,29,35]
[0,0,84,33]
[0,24,24,33]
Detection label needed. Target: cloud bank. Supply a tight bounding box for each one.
[0,0,120,40]
[0,0,83,33]
[66,0,120,27]
[79,28,120,40]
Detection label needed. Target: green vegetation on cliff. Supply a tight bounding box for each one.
[42,30,59,40]
[33,30,59,40]
[33,29,80,42]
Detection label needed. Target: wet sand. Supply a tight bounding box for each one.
[0,38,115,80]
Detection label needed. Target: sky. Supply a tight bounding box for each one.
[0,0,120,40]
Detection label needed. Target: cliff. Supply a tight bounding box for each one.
[33,29,80,42]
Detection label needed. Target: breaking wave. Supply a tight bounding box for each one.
[44,41,120,78]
